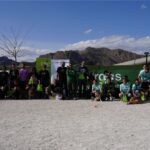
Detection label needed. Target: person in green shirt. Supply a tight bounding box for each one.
[27,73,38,99]
[36,80,43,99]
[67,63,77,99]
[91,79,102,108]
[91,79,102,101]
[127,78,142,104]
[138,65,150,100]
[77,61,89,98]
[119,76,131,102]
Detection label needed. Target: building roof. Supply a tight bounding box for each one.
[114,56,150,66]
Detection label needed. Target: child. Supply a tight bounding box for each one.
[51,79,62,100]
[45,85,52,99]
[138,65,150,101]
[91,79,102,101]
[102,78,115,101]
[27,74,38,99]
[128,78,141,104]
[119,76,131,102]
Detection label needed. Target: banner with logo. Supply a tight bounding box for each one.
[35,58,51,73]
[88,65,142,83]
[51,59,70,84]
[36,58,142,84]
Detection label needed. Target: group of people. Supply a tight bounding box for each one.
[0,61,149,103]
[55,61,90,100]
[0,63,50,99]
[57,61,150,104]
[119,65,150,104]
[91,64,150,104]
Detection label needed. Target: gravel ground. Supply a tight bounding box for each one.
[0,99,150,150]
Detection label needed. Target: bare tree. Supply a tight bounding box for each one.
[0,27,28,62]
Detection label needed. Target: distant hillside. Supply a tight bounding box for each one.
[40,47,143,66]
[0,56,35,68]
[0,56,15,66]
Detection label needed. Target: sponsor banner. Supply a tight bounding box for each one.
[35,58,142,84]
[88,65,142,83]
[51,59,70,84]
[35,58,51,73]
[94,73,121,82]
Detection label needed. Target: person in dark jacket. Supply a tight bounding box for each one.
[0,66,9,99]
[39,64,50,98]
[102,77,115,101]
[9,63,19,89]
[77,61,89,98]
[57,62,68,99]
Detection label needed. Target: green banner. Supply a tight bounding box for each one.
[35,58,143,84]
[88,65,143,83]
[35,58,51,73]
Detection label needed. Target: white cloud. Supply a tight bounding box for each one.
[0,46,52,62]
[20,47,52,62]
[1,35,150,62]
[141,4,147,9]
[63,35,150,54]
[84,28,93,34]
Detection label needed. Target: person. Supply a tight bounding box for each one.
[91,79,102,108]
[9,63,19,89]
[86,72,95,99]
[39,64,50,98]
[45,85,52,99]
[36,80,43,99]
[91,79,102,101]
[128,78,141,104]
[114,80,120,99]
[26,67,39,99]
[29,67,38,80]
[51,79,60,94]
[57,62,67,99]
[138,65,150,100]
[0,66,9,99]
[19,63,29,98]
[51,79,62,100]
[119,76,131,102]
[66,63,77,99]
[77,61,89,98]
[27,73,38,99]
[8,79,20,99]
[102,77,115,101]
[104,70,112,83]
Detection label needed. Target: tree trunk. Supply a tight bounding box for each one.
[14,56,17,64]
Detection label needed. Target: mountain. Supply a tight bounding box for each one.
[0,56,15,66]
[40,47,143,66]
[0,56,35,68]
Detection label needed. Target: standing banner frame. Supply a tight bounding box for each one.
[51,59,70,84]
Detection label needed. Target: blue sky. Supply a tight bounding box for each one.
[0,1,150,61]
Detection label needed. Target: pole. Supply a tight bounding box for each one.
[144,52,149,65]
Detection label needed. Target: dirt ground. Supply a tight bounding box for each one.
[0,99,150,150]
